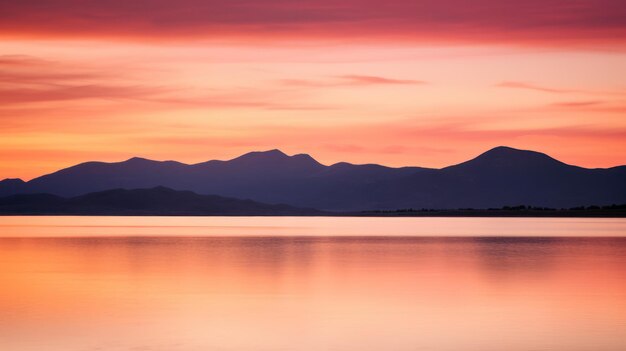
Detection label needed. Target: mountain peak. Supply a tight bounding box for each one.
[0,178,27,197]
[478,146,559,162]
[446,146,566,171]
[225,149,324,173]
[291,153,323,165]
[1,178,25,184]
[234,149,288,160]
[484,146,519,154]
[124,156,153,163]
[264,149,288,157]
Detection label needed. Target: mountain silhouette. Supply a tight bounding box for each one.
[1,146,624,210]
[0,186,322,215]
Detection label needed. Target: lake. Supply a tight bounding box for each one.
[1,216,625,351]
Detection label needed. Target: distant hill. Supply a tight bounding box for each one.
[0,187,323,216]
[1,146,625,211]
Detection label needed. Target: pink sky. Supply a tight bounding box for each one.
[1,0,625,179]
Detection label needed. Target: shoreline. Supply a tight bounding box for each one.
[1,210,625,218]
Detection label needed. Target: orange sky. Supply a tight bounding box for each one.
[1,0,625,180]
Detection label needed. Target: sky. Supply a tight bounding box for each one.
[1,0,625,180]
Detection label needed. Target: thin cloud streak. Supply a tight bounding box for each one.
[0,55,53,66]
[550,100,605,107]
[497,81,626,96]
[280,75,427,88]
[0,55,336,111]
[0,85,171,105]
[497,81,582,94]
[0,83,337,110]
[338,75,427,85]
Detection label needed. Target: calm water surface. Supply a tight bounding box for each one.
[0,216,625,351]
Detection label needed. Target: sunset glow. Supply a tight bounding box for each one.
[1,0,625,179]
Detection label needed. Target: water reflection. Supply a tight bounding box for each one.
[0,225,625,350]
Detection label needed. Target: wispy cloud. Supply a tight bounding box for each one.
[0,55,52,66]
[0,55,157,104]
[497,81,626,96]
[0,85,172,104]
[338,75,427,85]
[0,55,335,111]
[496,81,580,94]
[550,100,605,107]
[280,75,427,88]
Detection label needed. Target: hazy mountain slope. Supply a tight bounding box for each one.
[0,187,322,216]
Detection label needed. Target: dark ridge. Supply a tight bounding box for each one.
[0,187,324,216]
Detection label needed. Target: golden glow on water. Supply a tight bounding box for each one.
[1,216,626,237]
[0,217,625,351]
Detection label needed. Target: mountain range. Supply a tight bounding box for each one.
[1,146,625,211]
